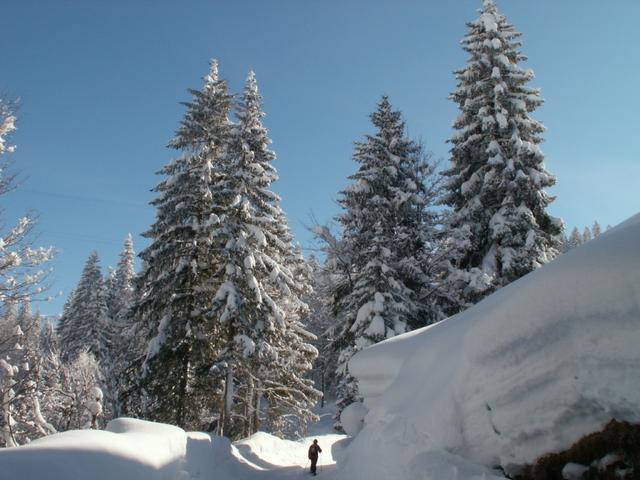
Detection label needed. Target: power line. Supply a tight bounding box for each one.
[20,187,150,210]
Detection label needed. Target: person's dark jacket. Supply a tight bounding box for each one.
[308,443,322,460]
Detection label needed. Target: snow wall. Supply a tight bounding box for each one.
[341,213,640,479]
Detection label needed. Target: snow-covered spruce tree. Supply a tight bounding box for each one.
[132,59,233,429]
[58,251,111,364]
[592,221,602,238]
[55,289,75,351]
[39,319,61,372]
[103,234,136,418]
[104,266,117,324]
[261,244,319,438]
[441,0,562,310]
[566,227,582,250]
[325,96,442,414]
[209,71,319,439]
[582,226,592,244]
[107,234,136,324]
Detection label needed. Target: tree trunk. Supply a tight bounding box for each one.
[253,384,261,435]
[220,365,234,437]
[320,367,325,408]
[175,349,190,427]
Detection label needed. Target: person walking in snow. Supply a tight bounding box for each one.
[308,439,322,475]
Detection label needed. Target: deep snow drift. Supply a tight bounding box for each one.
[340,213,640,479]
[0,411,346,480]
[0,419,189,480]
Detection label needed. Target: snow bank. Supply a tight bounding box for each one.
[0,412,348,480]
[341,213,640,478]
[0,418,188,480]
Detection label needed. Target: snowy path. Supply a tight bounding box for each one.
[188,408,347,480]
[184,430,346,480]
[184,409,347,480]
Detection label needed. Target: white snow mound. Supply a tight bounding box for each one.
[0,418,188,480]
[341,213,640,478]
[340,401,368,436]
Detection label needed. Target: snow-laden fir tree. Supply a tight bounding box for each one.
[40,320,60,373]
[56,253,112,423]
[108,234,136,323]
[57,251,111,363]
[133,59,233,429]
[104,234,136,418]
[55,289,75,351]
[104,266,117,324]
[582,226,592,244]
[567,227,582,250]
[324,96,443,413]
[260,244,319,438]
[441,0,562,310]
[592,221,602,238]
[209,71,319,439]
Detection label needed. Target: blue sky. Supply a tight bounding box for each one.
[3,0,639,316]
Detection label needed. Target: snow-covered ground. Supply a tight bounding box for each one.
[3,215,639,479]
[0,406,347,480]
[340,213,640,479]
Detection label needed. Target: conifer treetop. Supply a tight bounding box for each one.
[442,0,562,305]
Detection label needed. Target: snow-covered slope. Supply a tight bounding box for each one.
[0,415,347,480]
[341,213,640,479]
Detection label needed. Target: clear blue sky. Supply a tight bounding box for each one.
[3,0,639,316]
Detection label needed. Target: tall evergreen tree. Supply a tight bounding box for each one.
[592,221,602,238]
[57,251,110,364]
[261,245,319,438]
[104,234,137,418]
[110,234,136,322]
[55,289,75,352]
[324,97,442,413]
[567,226,582,250]
[582,226,593,244]
[133,59,233,429]
[209,71,319,439]
[441,0,562,309]
[104,266,117,324]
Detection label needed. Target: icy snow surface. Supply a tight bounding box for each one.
[342,213,640,479]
